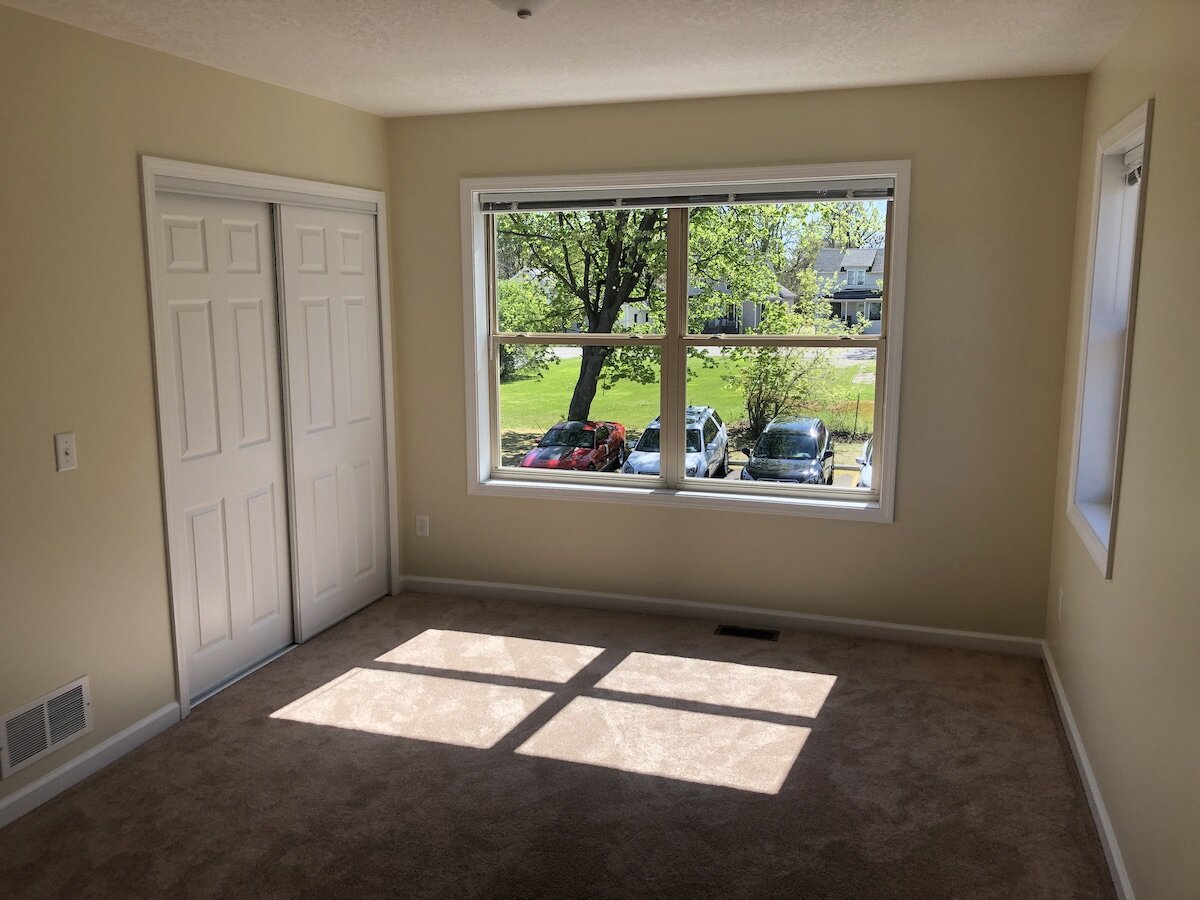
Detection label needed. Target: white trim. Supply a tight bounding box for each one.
[375,199,404,597]
[467,476,891,521]
[143,157,386,208]
[0,703,180,830]
[460,161,909,524]
[1043,643,1134,900]
[465,161,905,199]
[1067,502,1112,576]
[139,157,400,714]
[401,576,1043,656]
[1065,101,1153,579]
[478,175,894,209]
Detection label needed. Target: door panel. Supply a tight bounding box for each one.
[310,467,342,598]
[300,298,336,431]
[279,205,389,639]
[231,299,272,447]
[171,300,221,459]
[351,459,376,577]
[154,193,294,699]
[187,500,231,649]
[245,485,283,622]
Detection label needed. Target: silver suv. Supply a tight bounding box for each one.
[622,406,729,478]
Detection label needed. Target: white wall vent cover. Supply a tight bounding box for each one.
[1,676,92,778]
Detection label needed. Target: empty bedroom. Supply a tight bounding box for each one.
[1,0,1196,897]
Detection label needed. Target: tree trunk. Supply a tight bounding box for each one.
[564,208,663,423]
[567,346,610,421]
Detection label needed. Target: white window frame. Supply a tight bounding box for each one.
[460,161,910,522]
[1066,101,1154,577]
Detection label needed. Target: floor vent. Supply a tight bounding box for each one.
[1,676,92,778]
[714,624,780,641]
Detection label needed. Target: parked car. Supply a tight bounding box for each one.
[856,437,874,489]
[622,406,729,477]
[519,421,626,471]
[739,417,835,484]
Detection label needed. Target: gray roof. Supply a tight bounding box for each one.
[813,247,885,274]
[842,248,878,269]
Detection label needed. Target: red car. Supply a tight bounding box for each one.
[519,421,627,471]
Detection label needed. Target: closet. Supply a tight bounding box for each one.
[144,160,396,706]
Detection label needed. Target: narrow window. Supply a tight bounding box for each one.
[1070,101,1153,577]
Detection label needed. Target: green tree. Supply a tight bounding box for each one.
[497,209,666,421]
[496,275,557,381]
[721,273,852,440]
[495,201,880,422]
[813,201,886,251]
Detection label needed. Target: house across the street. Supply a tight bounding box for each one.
[814,247,885,333]
[683,246,885,334]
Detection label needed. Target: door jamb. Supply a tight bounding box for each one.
[139,156,401,716]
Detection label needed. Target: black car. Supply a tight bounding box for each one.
[739,417,835,484]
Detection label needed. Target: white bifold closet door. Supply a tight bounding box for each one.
[153,193,294,699]
[278,205,389,640]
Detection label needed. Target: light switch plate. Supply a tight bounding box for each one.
[54,432,77,472]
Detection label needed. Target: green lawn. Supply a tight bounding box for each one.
[499,352,876,439]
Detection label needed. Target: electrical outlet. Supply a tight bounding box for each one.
[54,432,77,472]
[415,514,430,537]
[1058,589,1065,622]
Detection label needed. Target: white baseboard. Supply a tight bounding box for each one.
[1042,643,1133,900]
[0,702,180,830]
[399,575,1044,657]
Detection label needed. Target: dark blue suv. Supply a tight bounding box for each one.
[739,417,835,484]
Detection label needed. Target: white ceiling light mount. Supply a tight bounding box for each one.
[488,0,553,19]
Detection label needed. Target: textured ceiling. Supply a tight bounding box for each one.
[5,0,1141,116]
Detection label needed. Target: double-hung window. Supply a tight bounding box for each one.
[1069,101,1153,576]
[462,162,909,521]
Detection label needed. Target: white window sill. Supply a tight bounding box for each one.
[1068,499,1114,578]
[1077,501,1111,541]
[468,476,893,522]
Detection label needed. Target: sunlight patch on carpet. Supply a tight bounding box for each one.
[271,668,552,748]
[376,629,604,683]
[515,696,810,794]
[595,652,836,718]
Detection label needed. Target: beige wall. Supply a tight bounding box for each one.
[0,6,387,802]
[1044,0,1200,895]
[388,75,1086,637]
[4,1,1194,887]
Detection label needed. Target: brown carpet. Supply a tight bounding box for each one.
[0,593,1114,899]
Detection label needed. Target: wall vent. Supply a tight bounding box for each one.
[714,624,780,641]
[1,676,92,778]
